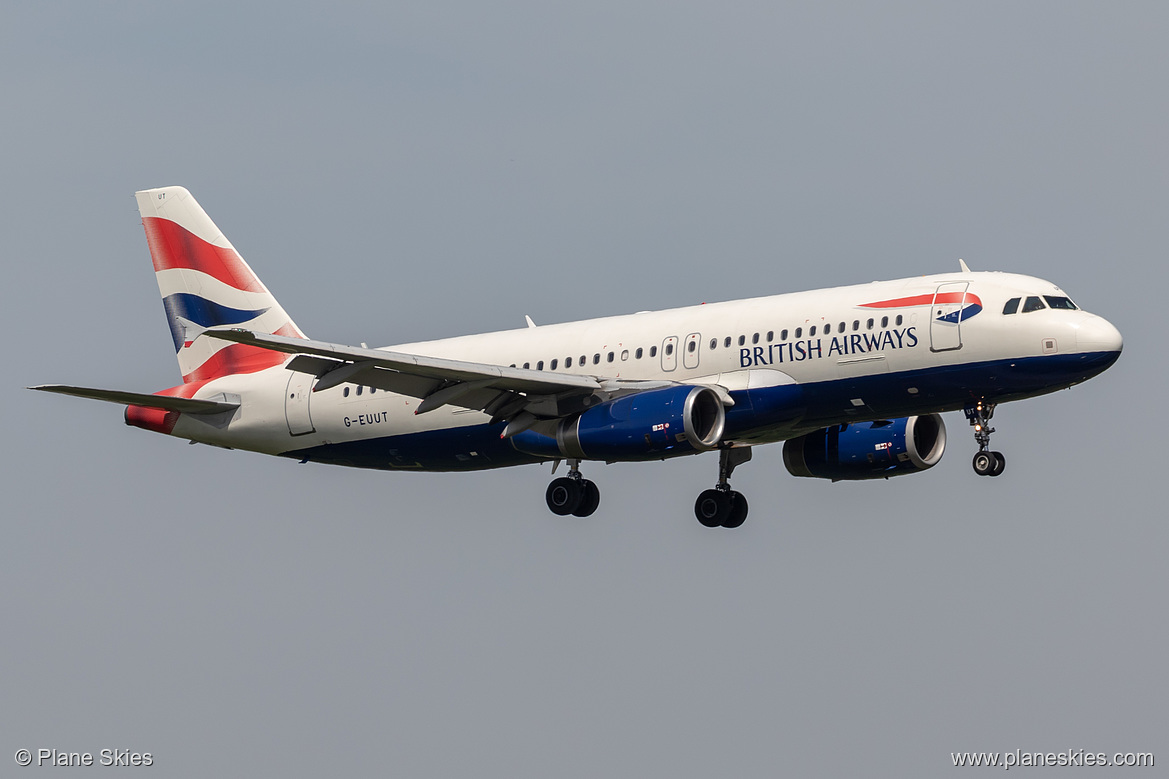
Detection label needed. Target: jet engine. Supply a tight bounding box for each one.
[782,414,946,480]
[512,385,725,461]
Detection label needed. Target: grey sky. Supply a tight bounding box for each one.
[3,2,1165,776]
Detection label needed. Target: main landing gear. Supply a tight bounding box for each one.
[965,401,1005,477]
[545,459,601,517]
[694,447,753,529]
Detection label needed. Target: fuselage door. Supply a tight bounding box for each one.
[661,336,679,372]
[930,282,968,352]
[683,333,701,370]
[285,371,315,435]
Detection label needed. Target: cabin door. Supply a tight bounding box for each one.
[285,372,316,435]
[929,282,968,352]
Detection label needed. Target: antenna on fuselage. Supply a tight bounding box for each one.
[958,258,972,273]
[525,315,537,328]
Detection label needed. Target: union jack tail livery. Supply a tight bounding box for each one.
[135,186,306,383]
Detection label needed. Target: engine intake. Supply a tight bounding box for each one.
[512,385,725,461]
[782,414,946,480]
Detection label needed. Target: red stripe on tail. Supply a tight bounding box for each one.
[142,216,267,293]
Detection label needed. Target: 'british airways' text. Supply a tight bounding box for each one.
[740,327,919,367]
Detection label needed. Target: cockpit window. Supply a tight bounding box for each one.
[1002,297,1020,315]
[1021,296,1046,313]
[1044,295,1078,310]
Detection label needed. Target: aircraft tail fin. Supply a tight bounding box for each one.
[135,186,306,383]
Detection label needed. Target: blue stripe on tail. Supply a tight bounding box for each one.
[161,293,270,351]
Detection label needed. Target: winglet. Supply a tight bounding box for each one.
[525,315,537,329]
[958,258,971,273]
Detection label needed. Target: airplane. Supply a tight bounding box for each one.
[32,186,1123,528]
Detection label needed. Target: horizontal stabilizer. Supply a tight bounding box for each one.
[29,385,239,414]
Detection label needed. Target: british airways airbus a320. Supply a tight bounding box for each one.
[34,187,1123,527]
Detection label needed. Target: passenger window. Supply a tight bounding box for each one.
[343,387,350,397]
[738,335,746,346]
[580,355,586,366]
[852,320,859,331]
[781,329,788,340]
[523,362,530,369]
[621,350,629,360]
[650,345,658,357]
[895,315,903,326]
[881,316,889,328]
[824,323,831,334]
[1022,296,1045,313]
[708,339,716,350]
[663,345,672,356]
[766,330,774,342]
[369,388,376,394]
[867,318,874,330]
[606,352,614,362]
[839,322,845,332]
[687,341,696,353]
[1044,295,1078,310]
[550,359,557,370]
[752,333,759,344]
[1003,297,1020,315]
[810,325,817,336]
[565,356,572,368]
[593,354,600,365]
[537,361,544,370]
[356,386,363,396]
[636,347,644,359]
[795,327,802,338]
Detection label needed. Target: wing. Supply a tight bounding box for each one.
[201,327,681,436]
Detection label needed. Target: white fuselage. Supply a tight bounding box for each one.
[165,270,1122,471]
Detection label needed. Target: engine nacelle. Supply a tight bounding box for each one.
[512,385,725,461]
[782,414,946,481]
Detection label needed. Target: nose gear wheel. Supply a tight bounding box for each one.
[965,402,1005,477]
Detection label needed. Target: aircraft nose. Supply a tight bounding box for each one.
[1076,315,1123,354]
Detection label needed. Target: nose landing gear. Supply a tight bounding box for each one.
[965,401,1005,477]
[694,447,752,528]
[545,459,601,517]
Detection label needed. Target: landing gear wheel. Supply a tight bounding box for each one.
[966,401,1006,479]
[572,479,601,517]
[972,451,996,476]
[695,489,730,528]
[546,477,583,515]
[723,491,748,528]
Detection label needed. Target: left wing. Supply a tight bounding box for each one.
[203,328,678,436]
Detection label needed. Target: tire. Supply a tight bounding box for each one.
[546,477,583,515]
[695,489,730,528]
[972,451,996,476]
[989,451,1006,477]
[723,491,748,528]
[572,479,601,517]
